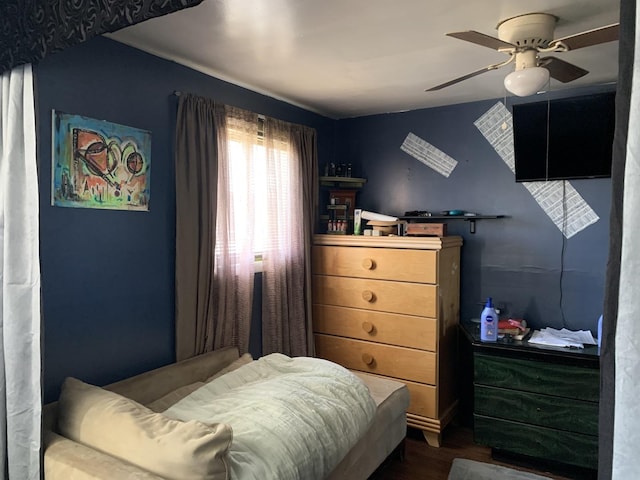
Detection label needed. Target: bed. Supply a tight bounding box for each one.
[43,346,410,479]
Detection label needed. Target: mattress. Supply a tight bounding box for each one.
[42,349,410,480]
[326,371,410,479]
[164,354,378,480]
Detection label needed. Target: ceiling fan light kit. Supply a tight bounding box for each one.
[426,12,619,96]
[504,67,549,96]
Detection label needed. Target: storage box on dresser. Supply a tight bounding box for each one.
[460,322,599,478]
[312,234,462,447]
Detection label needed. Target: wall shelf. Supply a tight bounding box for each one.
[319,176,367,188]
[400,215,506,234]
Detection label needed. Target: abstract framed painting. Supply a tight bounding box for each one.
[51,110,151,211]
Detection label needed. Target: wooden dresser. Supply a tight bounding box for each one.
[312,234,462,447]
[460,322,599,478]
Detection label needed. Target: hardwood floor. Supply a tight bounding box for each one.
[370,426,578,480]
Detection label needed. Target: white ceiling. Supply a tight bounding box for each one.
[107,0,620,119]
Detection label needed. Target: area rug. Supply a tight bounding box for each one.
[448,458,553,480]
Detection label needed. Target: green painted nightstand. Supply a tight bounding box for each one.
[460,322,600,479]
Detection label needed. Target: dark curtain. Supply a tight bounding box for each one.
[292,126,319,355]
[0,0,202,75]
[260,120,318,357]
[174,94,223,361]
[599,0,634,478]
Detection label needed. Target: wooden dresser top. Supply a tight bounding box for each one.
[313,234,463,250]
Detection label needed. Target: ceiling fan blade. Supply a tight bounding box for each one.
[426,65,501,91]
[446,31,516,51]
[540,56,589,83]
[551,23,619,50]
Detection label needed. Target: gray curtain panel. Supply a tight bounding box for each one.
[260,118,318,357]
[0,0,202,75]
[599,0,633,478]
[174,94,223,361]
[293,125,319,356]
[260,122,318,357]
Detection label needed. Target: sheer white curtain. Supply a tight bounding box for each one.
[212,106,257,354]
[0,64,41,479]
[214,105,309,356]
[612,10,640,477]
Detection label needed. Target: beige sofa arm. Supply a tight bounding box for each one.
[107,346,241,404]
[43,346,241,480]
[44,430,166,480]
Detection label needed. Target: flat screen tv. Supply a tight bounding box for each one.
[513,91,615,182]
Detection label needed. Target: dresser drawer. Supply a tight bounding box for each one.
[405,379,438,418]
[313,304,437,351]
[315,334,436,385]
[474,415,598,470]
[313,246,437,283]
[362,373,437,418]
[475,385,598,436]
[313,275,437,317]
[475,353,599,401]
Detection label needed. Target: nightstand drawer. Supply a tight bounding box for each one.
[474,415,598,470]
[475,353,599,401]
[313,275,437,317]
[313,304,437,351]
[313,245,437,283]
[475,385,598,435]
[315,334,436,385]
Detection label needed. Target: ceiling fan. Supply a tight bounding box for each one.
[427,12,619,97]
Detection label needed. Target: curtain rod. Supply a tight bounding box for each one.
[173,91,264,119]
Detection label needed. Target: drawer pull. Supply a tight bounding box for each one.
[362,353,375,365]
[362,290,375,302]
[362,321,374,333]
[361,258,376,270]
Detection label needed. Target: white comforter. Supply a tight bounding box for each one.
[163,353,377,480]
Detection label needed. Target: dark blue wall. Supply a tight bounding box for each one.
[335,88,613,334]
[36,36,335,403]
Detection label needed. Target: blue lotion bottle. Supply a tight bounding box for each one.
[480,297,498,342]
[597,314,603,349]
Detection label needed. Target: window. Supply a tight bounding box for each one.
[216,114,298,269]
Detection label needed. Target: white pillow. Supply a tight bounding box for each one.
[57,377,232,480]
